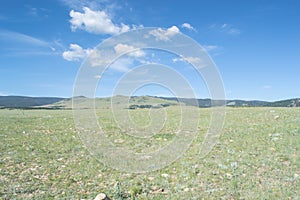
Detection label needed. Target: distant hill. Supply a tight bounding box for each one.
[0,96,64,108]
[49,95,179,109]
[161,97,300,107]
[265,98,300,107]
[0,95,299,109]
[224,98,300,107]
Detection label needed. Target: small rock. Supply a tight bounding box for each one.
[94,193,110,200]
[184,188,189,192]
[139,155,152,160]
[114,139,125,144]
[274,115,280,120]
[282,161,290,166]
[226,173,232,179]
[161,173,169,178]
[192,164,199,169]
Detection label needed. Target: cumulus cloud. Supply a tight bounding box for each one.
[181,23,196,31]
[149,26,180,41]
[87,49,114,67]
[69,7,130,35]
[62,44,92,61]
[92,45,144,72]
[62,47,127,73]
[114,43,145,58]
[62,43,138,72]
[168,26,180,33]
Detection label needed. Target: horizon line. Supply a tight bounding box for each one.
[0,94,299,103]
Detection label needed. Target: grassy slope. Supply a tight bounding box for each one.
[0,107,299,199]
[46,96,179,109]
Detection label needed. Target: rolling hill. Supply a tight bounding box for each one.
[0,95,299,109]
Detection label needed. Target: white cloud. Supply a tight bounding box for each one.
[221,23,241,35]
[203,45,219,51]
[26,5,38,17]
[25,5,50,18]
[172,58,179,62]
[109,58,132,72]
[62,44,92,61]
[69,7,131,35]
[60,0,100,10]
[132,24,144,30]
[184,56,202,65]
[114,43,145,58]
[221,23,228,28]
[262,85,272,89]
[62,44,135,72]
[149,26,180,41]
[87,49,113,67]
[6,50,60,57]
[87,44,146,68]
[227,28,241,35]
[168,26,180,33]
[173,56,204,67]
[0,30,61,56]
[0,30,49,47]
[210,23,241,35]
[62,43,140,71]
[181,23,196,31]
[94,75,101,79]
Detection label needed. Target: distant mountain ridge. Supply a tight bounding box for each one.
[0,96,64,108]
[160,97,300,107]
[0,95,299,108]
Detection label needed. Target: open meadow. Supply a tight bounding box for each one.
[0,106,299,199]
[2,0,300,199]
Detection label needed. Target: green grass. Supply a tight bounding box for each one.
[0,107,299,199]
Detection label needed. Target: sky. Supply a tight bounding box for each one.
[0,0,299,101]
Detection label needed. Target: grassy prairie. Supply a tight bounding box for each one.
[0,107,299,199]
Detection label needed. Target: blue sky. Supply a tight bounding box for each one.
[0,0,299,101]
